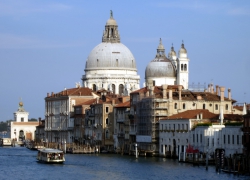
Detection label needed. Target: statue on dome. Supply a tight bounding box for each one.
[110,10,113,18]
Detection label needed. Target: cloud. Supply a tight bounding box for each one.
[0,33,82,49]
[0,1,72,17]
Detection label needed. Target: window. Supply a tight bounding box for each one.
[106,118,109,125]
[112,84,116,94]
[232,135,234,144]
[181,64,183,71]
[212,138,214,146]
[21,117,24,122]
[228,135,230,144]
[183,103,186,109]
[105,130,110,139]
[237,135,239,144]
[178,124,180,130]
[225,104,228,110]
[215,104,218,110]
[174,103,177,109]
[92,84,97,91]
[173,124,175,130]
[207,138,209,146]
[119,84,124,95]
[203,104,205,109]
[186,124,188,130]
[169,124,171,130]
[106,107,109,113]
[200,134,202,143]
[182,124,184,130]
[184,64,187,71]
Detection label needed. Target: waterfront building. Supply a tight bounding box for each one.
[81,11,140,95]
[10,101,39,143]
[83,90,130,151]
[130,82,242,156]
[35,118,45,143]
[159,109,243,159]
[242,103,250,155]
[44,86,97,144]
[113,100,130,154]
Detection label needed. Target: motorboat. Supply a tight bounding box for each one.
[37,148,65,163]
[0,138,12,146]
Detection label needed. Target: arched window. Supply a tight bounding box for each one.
[106,130,109,139]
[119,84,124,95]
[225,104,228,110]
[203,104,206,109]
[174,103,177,109]
[183,103,186,109]
[111,84,116,94]
[184,64,187,71]
[92,84,97,91]
[106,118,109,125]
[215,104,218,110]
[181,64,183,71]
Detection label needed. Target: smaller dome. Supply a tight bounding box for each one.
[145,57,176,78]
[168,45,176,57]
[179,43,187,54]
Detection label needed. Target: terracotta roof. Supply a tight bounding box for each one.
[115,101,130,108]
[164,109,243,121]
[75,98,97,106]
[47,87,93,98]
[166,109,217,119]
[12,122,39,125]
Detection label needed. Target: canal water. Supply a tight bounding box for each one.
[0,146,248,180]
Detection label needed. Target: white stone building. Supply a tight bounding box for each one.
[82,11,140,95]
[10,101,39,141]
[159,109,243,159]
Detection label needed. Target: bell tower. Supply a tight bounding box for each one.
[177,41,189,89]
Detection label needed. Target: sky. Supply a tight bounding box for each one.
[0,0,249,121]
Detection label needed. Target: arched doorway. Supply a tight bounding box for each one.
[19,130,24,141]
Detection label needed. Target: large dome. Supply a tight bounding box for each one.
[145,57,176,78]
[85,42,137,70]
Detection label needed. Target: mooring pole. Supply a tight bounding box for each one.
[206,149,208,170]
[135,143,138,159]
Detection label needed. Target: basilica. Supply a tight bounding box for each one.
[81,11,189,94]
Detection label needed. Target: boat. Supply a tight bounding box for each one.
[37,148,65,164]
[0,138,12,146]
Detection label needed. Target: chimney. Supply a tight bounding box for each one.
[96,97,99,103]
[47,93,50,97]
[211,84,214,94]
[178,85,182,100]
[112,99,115,105]
[169,88,173,100]
[220,86,225,101]
[208,84,210,92]
[228,88,231,100]
[149,86,154,96]
[216,85,219,95]
[200,113,203,120]
[162,85,168,99]
[51,92,54,96]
